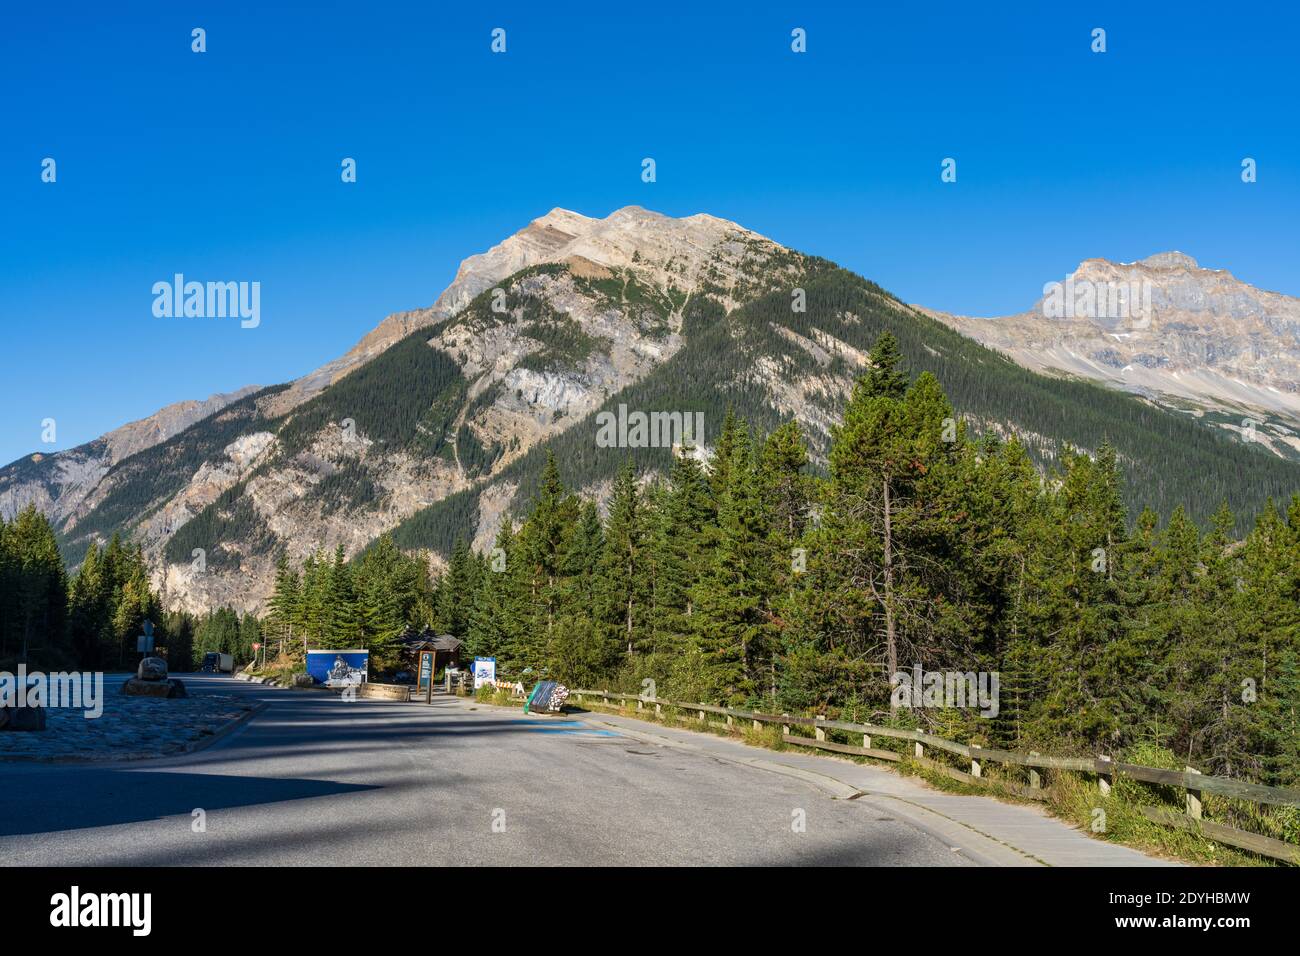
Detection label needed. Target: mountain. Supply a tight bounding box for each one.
[0,386,260,525]
[922,253,1300,458]
[261,206,783,417]
[4,208,1298,616]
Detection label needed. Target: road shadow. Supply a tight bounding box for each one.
[0,769,376,837]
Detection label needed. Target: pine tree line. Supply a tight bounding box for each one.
[263,537,436,672]
[2,507,262,674]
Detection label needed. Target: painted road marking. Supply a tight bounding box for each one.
[505,719,621,738]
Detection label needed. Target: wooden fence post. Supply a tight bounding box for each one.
[782,713,790,737]
[863,733,872,750]
[752,719,761,732]
[698,709,706,723]
[815,715,826,741]
[914,737,925,760]
[726,713,734,729]
[1098,755,1113,797]
[655,701,662,716]
[1186,766,1203,820]
[1028,751,1041,790]
[970,746,982,778]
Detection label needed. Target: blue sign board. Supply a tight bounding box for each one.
[306,649,369,687]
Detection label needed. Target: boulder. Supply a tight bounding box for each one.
[122,677,188,698]
[137,657,168,681]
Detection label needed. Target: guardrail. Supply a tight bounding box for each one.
[571,688,1300,865]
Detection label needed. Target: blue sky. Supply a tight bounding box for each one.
[2,1,1297,466]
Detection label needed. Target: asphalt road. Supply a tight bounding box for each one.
[0,675,976,866]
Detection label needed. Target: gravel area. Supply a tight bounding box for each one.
[0,690,256,762]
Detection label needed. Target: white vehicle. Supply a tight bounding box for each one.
[202,652,234,673]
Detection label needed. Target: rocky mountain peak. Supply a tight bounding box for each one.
[268,207,782,416]
[926,251,1300,450]
[435,204,770,311]
[1136,251,1200,271]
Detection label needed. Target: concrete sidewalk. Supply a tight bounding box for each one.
[557,704,1177,867]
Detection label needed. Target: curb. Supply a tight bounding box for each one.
[0,701,269,765]
[178,700,268,757]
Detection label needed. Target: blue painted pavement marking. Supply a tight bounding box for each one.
[505,719,621,737]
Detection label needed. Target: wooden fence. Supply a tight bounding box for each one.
[571,688,1300,865]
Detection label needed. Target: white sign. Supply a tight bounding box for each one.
[473,657,497,690]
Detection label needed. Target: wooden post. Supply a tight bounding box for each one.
[752,719,761,732]
[636,697,643,710]
[781,713,790,737]
[1098,755,1113,797]
[1186,766,1203,820]
[698,709,706,723]
[1028,751,1041,790]
[863,733,872,750]
[655,701,662,716]
[970,747,981,778]
[815,715,826,742]
[914,735,924,759]
[726,713,734,729]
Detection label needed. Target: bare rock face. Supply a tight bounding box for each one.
[923,254,1300,453]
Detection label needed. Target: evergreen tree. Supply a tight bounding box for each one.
[688,417,772,704]
[0,506,68,666]
[597,459,648,655]
[467,520,528,668]
[516,451,578,670]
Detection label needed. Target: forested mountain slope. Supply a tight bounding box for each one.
[4,207,1296,614]
[391,264,1300,557]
